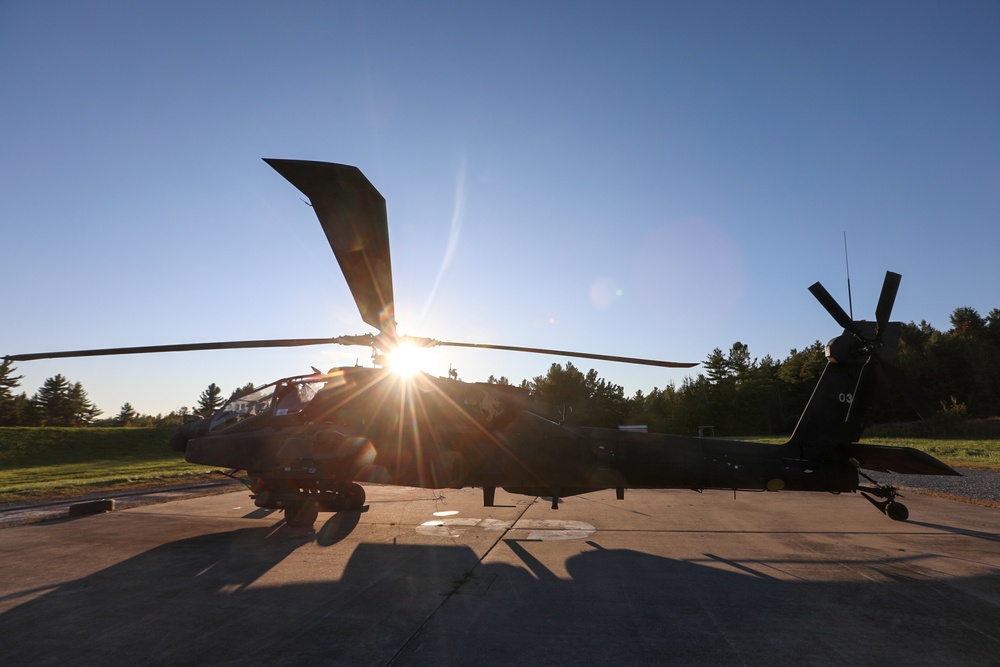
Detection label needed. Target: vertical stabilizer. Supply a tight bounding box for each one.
[786,320,899,458]
[785,346,866,459]
[785,270,914,461]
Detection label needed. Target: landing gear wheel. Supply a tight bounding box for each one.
[886,502,909,522]
[285,499,318,527]
[346,483,366,510]
[858,471,910,521]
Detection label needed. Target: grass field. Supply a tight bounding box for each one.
[744,435,1000,470]
[2,426,998,504]
[746,419,1000,470]
[0,427,214,503]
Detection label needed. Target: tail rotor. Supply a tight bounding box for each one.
[809,271,932,424]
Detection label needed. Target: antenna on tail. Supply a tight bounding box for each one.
[843,232,854,320]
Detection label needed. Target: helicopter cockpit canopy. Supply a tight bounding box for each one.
[208,373,347,432]
[274,379,322,416]
[210,382,280,432]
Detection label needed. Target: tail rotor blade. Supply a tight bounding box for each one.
[808,282,860,335]
[875,271,902,330]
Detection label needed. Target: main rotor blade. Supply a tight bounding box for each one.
[265,159,396,336]
[5,338,345,362]
[425,339,698,369]
[808,281,860,335]
[875,271,902,331]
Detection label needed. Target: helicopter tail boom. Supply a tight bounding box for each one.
[784,271,955,478]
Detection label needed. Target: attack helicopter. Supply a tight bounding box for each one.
[6,159,958,527]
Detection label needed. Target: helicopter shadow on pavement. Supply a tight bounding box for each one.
[1,522,999,665]
[905,518,1000,544]
[315,507,366,546]
[401,538,1000,665]
[240,506,367,545]
[0,520,480,665]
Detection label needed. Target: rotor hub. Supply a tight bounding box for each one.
[825,334,867,365]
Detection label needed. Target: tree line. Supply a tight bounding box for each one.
[2,305,997,434]
[0,366,255,428]
[502,305,1000,436]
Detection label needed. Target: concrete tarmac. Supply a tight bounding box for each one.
[1,486,998,666]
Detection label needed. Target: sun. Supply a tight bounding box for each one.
[386,340,424,378]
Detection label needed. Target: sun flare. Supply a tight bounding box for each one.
[387,340,424,378]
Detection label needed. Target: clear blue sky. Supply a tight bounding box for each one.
[2,1,998,417]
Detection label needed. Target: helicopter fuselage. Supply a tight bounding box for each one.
[173,366,859,514]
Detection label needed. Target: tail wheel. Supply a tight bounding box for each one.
[858,472,909,522]
[886,502,909,522]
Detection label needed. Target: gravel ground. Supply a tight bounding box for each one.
[865,466,1000,505]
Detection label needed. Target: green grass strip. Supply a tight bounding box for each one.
[0,427,212,502]
[741,435,1000,470]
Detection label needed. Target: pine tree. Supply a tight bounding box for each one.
[67,381,101,425]
[196,383,225,418]
[32,376,100,426]
[0,359,24,425]
[116,403,139,426]
[228,382,256,400]
[0,359,22,399]
[32,374,73,426]
[530,362,590,425]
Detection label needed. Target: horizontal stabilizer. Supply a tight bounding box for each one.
[844,444,960,476]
